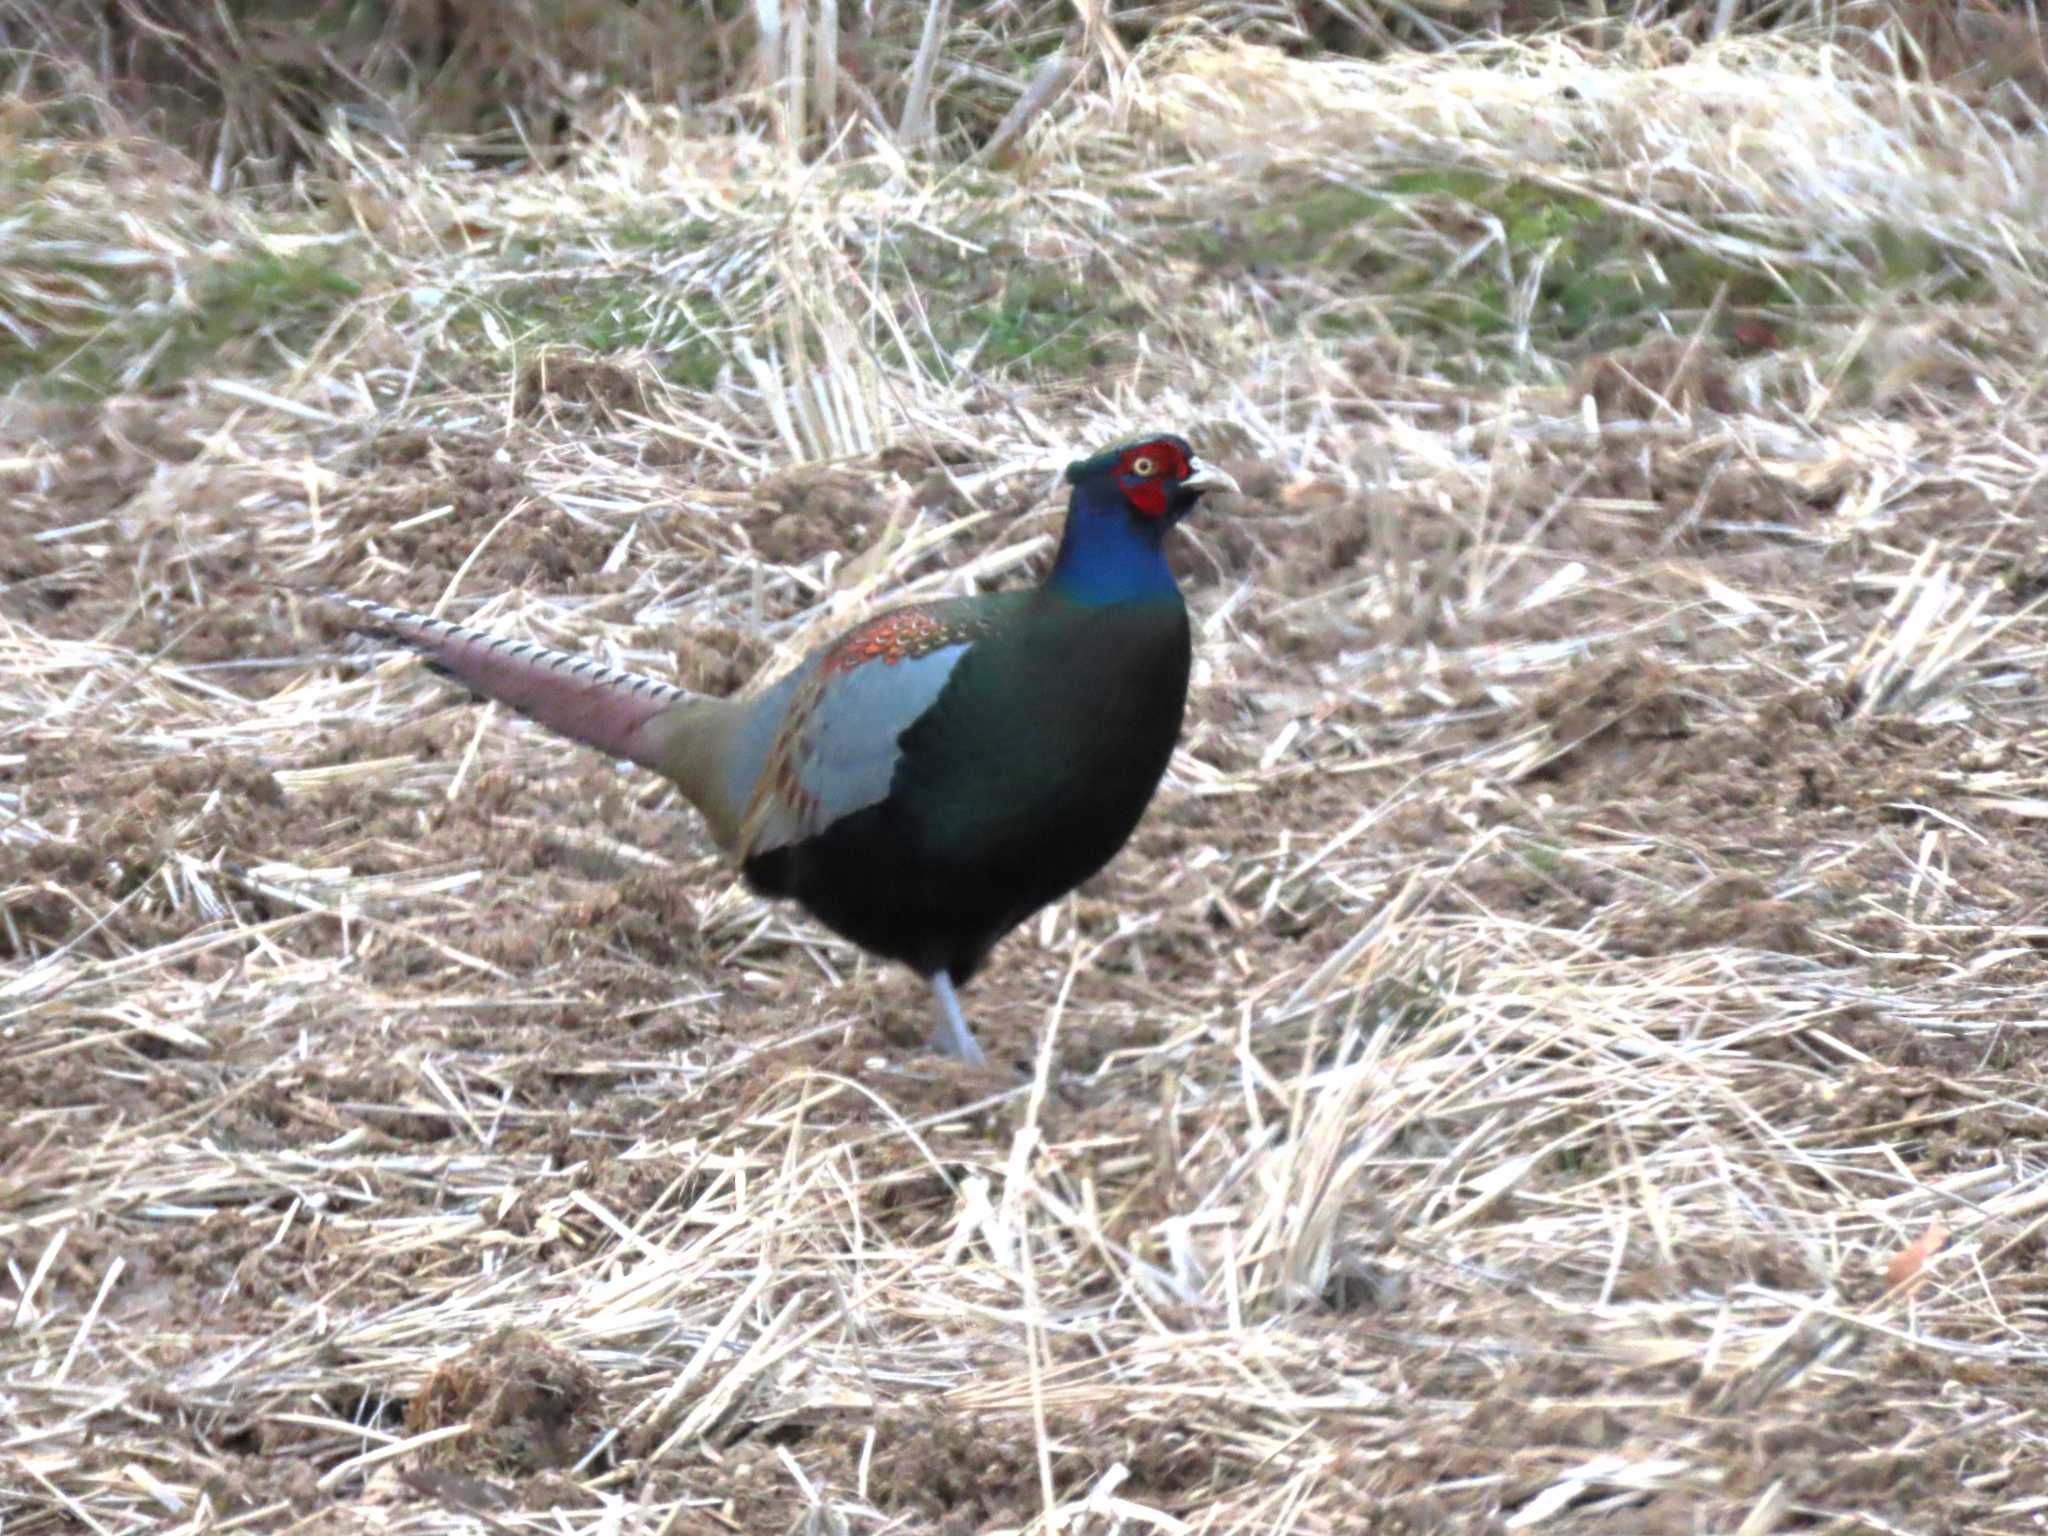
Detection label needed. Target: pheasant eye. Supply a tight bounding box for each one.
[1129,455,1157,477]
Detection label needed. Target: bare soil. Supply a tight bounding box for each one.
[10,32,2048,1536]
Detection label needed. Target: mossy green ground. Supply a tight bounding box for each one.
[1,245,361,399]
[1174,168,1987,365]
[0,161,1991,401]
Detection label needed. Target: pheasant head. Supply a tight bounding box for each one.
[1047,433,1238,605]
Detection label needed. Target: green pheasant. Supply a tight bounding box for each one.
[328,434,1237,1065]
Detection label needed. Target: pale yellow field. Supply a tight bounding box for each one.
[6,13,2048,1533]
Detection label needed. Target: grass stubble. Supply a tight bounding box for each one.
[6,10,2048,1533]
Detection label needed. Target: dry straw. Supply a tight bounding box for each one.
[7,12,2048,1534]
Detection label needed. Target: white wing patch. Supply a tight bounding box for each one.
[739,642,970,857]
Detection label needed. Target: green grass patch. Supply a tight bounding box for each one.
[876,228,1138,380]
[425,214,783,391]
[955,265,1131,374]
[455,276,736,391]
[1167,168,1991,368]
[0,245,362,399]
[599,216,729,258]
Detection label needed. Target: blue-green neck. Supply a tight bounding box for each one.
[1046,482,1180,606]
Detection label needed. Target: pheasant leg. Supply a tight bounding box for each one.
[927,972,986,1066]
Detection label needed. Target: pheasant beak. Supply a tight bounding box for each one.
[1180,457,1240,499]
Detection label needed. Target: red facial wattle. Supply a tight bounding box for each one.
[1114,440,1191,519]
[1122,476,1169,518]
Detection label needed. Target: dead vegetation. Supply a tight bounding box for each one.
[8,7,2048,1534]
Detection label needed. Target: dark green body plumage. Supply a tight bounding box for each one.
[742,591,1193,983]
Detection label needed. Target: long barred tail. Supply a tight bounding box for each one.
[324,593,693,773]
